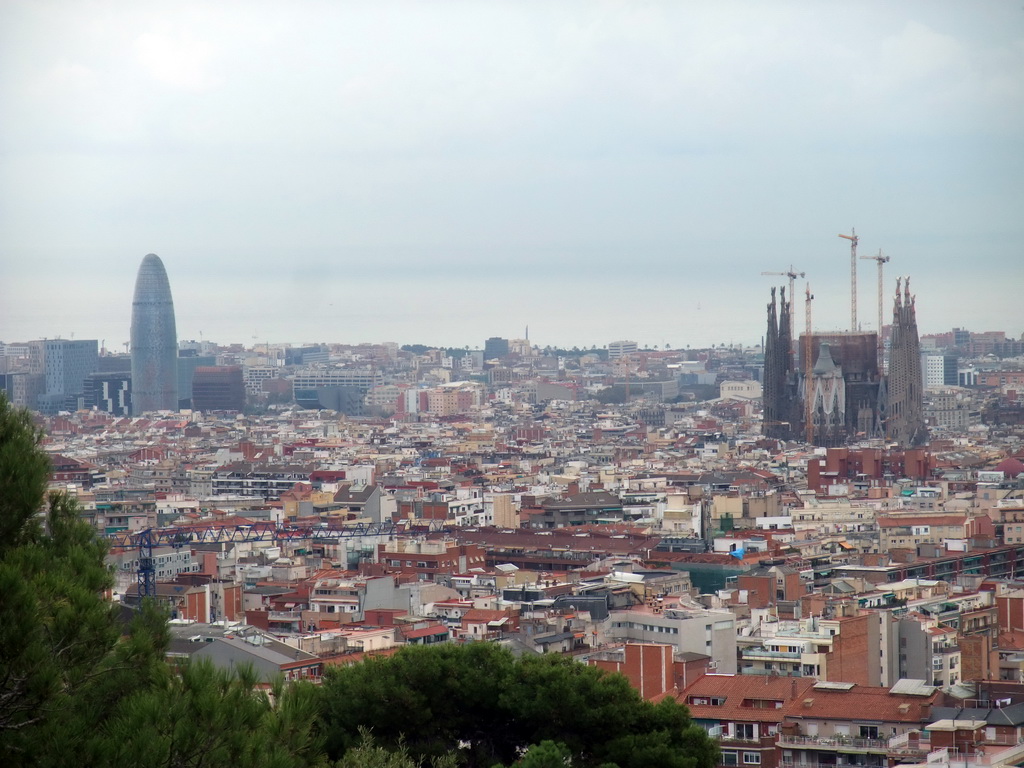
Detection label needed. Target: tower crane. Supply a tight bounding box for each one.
[805,283,815,444]
[114,519,458,599]
[761,265,805,302]
[762,267,805,357]
[860,248,891,370]
[838,228,859,331]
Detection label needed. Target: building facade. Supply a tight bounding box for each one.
[191,366,245,411]
[27,339,99,413]
[84,371,131,415]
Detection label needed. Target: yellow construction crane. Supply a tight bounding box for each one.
[860,248,891,370]
[838,228,859,331]
[760,265,806,302]
[805,283,815,444]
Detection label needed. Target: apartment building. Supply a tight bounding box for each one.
[211,462,312,499]
[738,613,882,686]
[378,539,487,580]
[607,603,737,673]
[876,512,993,551]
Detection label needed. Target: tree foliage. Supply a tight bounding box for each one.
[320,644,719,768]
[512,740,573,768]
[334,729,457,768]
[0,394,323,768]
[320,642,514,766]
[0,392,166,763]
[97,661,324,768]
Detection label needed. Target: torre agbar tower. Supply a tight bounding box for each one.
[130,253,178,415]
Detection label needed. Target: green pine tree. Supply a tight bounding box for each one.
[0,393,325,768]
[0,393,169,765]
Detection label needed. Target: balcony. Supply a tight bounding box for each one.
[742,648,802,660]
[777,735,891,753]
[742,668,807,677]
[917,743,1024,768]
[721,735,778,748]
[887,732,930,759]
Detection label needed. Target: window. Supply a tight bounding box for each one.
[722,752,738,766]
[743,753,761,765]
[734,724,755,740]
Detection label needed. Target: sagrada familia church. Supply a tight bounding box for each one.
[763,279,927,448]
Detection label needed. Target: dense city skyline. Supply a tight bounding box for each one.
[2,2,1022,349]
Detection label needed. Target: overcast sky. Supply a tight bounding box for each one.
[2,1,1022,351]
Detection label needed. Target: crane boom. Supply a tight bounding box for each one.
[761,265,805,302]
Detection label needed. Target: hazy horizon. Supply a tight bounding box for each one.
[3,2,1022,350]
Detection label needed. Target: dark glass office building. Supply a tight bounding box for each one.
[130,253,178,415]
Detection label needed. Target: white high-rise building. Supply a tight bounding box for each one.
[920,353,957,389]
[607,340,638,360]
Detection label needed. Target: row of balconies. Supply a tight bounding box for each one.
[741,648,802,660]
[777,734,891,752]
[779,761,886,768]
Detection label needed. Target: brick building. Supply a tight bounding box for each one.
[806,447,932,493]
[377,539,486,580]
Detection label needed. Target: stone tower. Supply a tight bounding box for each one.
[887,277,927,447]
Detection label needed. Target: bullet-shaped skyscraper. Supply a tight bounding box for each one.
[130,253,178,415]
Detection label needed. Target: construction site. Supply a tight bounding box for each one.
[762,229,927,448]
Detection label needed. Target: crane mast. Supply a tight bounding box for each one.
[838,228,859,331]
[859,248,891,370]
[805,283,814,444]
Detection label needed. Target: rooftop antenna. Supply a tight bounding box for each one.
[838,228,859,331]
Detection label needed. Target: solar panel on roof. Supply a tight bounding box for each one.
[812,681,856,691]
[889,679,937,696]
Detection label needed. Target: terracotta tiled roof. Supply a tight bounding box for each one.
[402,624,450,639]
[996,630,1024,651]
[784,685,938,723]
[678,675,816,723]
[678,675,939,725]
